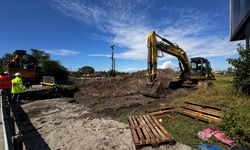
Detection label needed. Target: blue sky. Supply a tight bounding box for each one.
[0,0,242,72]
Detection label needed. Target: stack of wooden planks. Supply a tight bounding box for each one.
[178,101,223,123]
[148,106,176,119]
[128,114,175,150]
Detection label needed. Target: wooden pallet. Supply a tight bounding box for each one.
[178,101,223,123]
[147,106,174,113]
[128,114,175,149]
[149,108,176,120]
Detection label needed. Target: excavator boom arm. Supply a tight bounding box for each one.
[147,31,191,83]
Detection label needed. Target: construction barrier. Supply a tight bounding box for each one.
[0,93,23,150]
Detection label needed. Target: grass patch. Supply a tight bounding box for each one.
[162,115,228,149]
[164,75,250,148]
[116,110,143,122]
[117,111,134,122]
[213,75,233,85]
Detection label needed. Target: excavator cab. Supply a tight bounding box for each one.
[190,57,215,81]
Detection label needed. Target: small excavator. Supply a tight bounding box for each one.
[6,50,41,85]
[146,31,215,88]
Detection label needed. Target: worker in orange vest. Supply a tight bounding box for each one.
[0,71,11,101]
[11,72,25,103]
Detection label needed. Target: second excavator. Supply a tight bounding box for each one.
[147,31,215,86]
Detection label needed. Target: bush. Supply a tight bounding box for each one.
[41,60,69,84]
[222,105,248,145]
[228,45,250,96]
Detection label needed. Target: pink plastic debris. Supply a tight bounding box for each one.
[198,128,213,140]
[197,128,235,146]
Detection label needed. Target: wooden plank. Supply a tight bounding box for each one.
[184,105,222,117]
[184,104,222,117]
[132,116,145,144]
[149,109,176,116]
[142,115,161,143]
[143,115,163,142]
[147,106,174,113]
[182,108,222,122]
[137,117,151,144]
[139,116,156,144]
[180,109,210,122]
[180,108,222,123]
[128,116,140,145]
[151,115,175,144]
[128,116,135,127]
[145,115,167,142]
[185,101,222,111]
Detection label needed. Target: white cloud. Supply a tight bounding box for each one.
[51,0,240,63]
[120,67,144,73]
[45,49,80,56]
[158,61,177,70]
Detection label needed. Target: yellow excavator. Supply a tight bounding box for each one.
[7,50,41,85]
[147,31,215,86]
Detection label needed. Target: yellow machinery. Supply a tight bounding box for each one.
[7,50,39,84]
[147,31,215,84]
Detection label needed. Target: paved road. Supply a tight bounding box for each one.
[0,95,5,150]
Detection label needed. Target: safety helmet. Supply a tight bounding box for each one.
[15,72,22,77]
[3,71,9,75]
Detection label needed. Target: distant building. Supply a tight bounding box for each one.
[230,0,250,47]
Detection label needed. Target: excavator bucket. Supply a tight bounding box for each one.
[142,81,172,98]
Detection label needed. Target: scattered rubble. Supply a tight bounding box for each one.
[75,69,176,98]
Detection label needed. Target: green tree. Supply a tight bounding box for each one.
[228,45,250,95]
[30,49,50,65]
[0,53,12,67]
[29,49,69,84]
[41,60,69,84]
[79,66,95,75]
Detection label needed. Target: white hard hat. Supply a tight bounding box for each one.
[15,72,21,77]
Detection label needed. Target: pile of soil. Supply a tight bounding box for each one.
[76,69,177,98]
[74,68,196,118]
[23,85,78,100]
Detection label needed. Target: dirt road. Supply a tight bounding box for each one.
[20,99,133,150]
[14,69,197,149]
[18,98,192,150]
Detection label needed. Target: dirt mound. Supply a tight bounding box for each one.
[23,85,78,100]
[75,69,177,98]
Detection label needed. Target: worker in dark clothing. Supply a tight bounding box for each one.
[0,71,12,101]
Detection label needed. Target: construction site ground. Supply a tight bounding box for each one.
[6,69,250,149]
[13,69,193,149]
[19,98,193,150]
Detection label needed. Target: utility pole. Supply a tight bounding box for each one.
[110,45,115,77]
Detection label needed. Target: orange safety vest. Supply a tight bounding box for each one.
[0,75,11,89]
